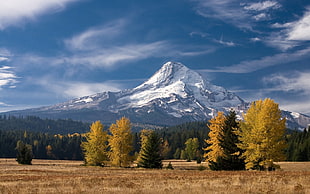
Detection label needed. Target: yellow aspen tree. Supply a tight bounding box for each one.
[81,121,108,166]
[204,111,226,163]
[108,117,133,167]
[238,98,287,170]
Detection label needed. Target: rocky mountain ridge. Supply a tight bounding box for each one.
[5,62,310,129]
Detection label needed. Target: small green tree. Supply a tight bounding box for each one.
[184,138,199,162]
[81,121,108,166]
[138,130,162,169]
[16,140,33,165]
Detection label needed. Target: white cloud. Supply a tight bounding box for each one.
[243,1,281,11]
[34,77,122,98]
[253,13,268,21]
[192,0,252,29]
[61,82,122,98]
[215,39,236,47]
[62,41,173,68]
[0,0,79,29]
[200,47,310,73]
[287,9,310,41]
[262,71,310,114]
[263,72,310,94]
[0,57,9,62]
[265,8,310,50]
[0,66,18,89]
[250,37,261,42]
[64,20,126,51]
[192,0,281,29]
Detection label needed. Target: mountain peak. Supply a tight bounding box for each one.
[136,61,202,89]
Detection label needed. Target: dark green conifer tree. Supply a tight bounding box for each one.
[209,110,245,170]
[16,140,33,165]
[138,131,163,169]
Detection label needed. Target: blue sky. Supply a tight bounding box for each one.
[0,0,310,115]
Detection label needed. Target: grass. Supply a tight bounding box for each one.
[0,159,309,194]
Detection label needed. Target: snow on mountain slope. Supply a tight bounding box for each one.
[4,61,310,128]
[117,62,243,112]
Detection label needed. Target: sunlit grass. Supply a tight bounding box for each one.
[0,159,309,193]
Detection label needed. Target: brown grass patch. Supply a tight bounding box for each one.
[0,159,309,193]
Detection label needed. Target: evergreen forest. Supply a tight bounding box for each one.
[0,115,309,161]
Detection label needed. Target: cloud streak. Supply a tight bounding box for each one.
[192,0,282,29]
[265,7,310,50]
[0,66,18,89]
[64,20,126,51]
[262,71,310,113]
[200,47,310,73]
[0,0,80,29]
[243,1,281,11]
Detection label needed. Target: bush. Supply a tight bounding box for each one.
[166,162,174,170]
[16,140,33,165]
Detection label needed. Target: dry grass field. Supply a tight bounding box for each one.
[0,159,309,194]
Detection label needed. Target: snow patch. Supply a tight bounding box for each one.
[291,112,300,119]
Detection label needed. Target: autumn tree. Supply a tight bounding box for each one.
[108,117,133,167]
[137,130,162,168]
[204,111,225,164]
[238,98,287,170]
[16,140,33,165]
[81,121,108,166]
[184,138,199,162]
[210,110,245,170]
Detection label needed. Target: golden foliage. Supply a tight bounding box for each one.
[204,111,226,162]
[108,117,134,167]
[81,121,108,166]
[238,98,287,170]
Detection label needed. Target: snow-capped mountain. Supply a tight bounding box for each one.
[5,62,310,129]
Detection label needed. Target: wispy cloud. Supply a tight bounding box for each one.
[214,39,236,47]
[192,0,281,29]
[64,20,126,51]
[263,71,310,94]
[243,1,281,12]
[266,7,310,50]
[262,71,310,113]
[30,76,123,98]
[0,0,80,29]
[287,8,310,41]
[0,66,18,89]
[62,41,174,68]
[192,0,252,29]
[200,47,310,73]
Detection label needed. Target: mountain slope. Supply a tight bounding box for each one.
[5,62,310,129]
[7,62,244,125]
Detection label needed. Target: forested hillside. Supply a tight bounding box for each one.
[0,130,83,160]
[0,118,308,161]
[0,115,89,134]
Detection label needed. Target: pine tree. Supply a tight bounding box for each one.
[137,129,153,163]
[184,138,199,162]
[204,112,225,163]
[108,117,133,167]
[238,98,287,170]
[212,110,245,170]
[81,121,108,166]
[16,140,33,165]
[138,130,162,169]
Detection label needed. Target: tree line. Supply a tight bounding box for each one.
[1,98,310,168]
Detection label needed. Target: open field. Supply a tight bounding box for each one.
[0,159,309,194]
